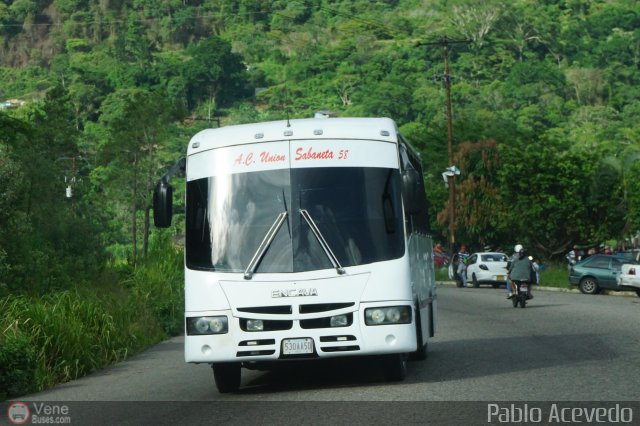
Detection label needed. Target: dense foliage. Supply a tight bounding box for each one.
[2,0,639,260]
[0,0,639,395]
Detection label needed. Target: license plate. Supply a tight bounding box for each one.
[521,285,528,291]
[496,275,505,281]
[282,338,314,355]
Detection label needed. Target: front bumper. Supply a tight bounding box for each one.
[184,304,417,363]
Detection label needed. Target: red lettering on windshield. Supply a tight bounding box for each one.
[295,147,335,161]
[260,151,286,163]
[234,153,254,166]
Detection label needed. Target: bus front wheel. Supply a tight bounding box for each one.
[212,363,241,393]
[383,354,408,382]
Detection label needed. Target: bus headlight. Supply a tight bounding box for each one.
[364,306,411,326]
[187,316,228,335]
[330,314,348,327]
[246,319,264,331]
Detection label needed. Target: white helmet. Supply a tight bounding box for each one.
[514,244,523,253]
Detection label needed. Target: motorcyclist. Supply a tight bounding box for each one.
[507,244,535,299]
[506,244,521,298]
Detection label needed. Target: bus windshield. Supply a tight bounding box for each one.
[185,167,405,273]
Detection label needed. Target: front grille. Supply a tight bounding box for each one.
[320,346,360,353]
[300,313,353,329]
[299,302,354,314]
[237,350,276,357]
[238,339,276,346]
[237,305,292,314]
[319,335,356,342]
[239,319,293,331]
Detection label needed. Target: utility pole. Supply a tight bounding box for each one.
[56,155,88,210]
[418,36,470,255]
[443,38,456,254]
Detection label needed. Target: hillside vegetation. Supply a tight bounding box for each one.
[1,0,639,397]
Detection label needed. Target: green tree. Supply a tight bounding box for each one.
[497,135,612,258]
[98,88,178,264]
[0,113,29,293]
[1,88,103,292]
[598,146,640,238]
[441,139,503,248]
[184,36,249,113]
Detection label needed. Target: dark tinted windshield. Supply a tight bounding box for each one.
[185,167,404,273]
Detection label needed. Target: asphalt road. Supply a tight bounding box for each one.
[8,285,640,424]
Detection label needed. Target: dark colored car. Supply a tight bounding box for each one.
[569,254,639,295]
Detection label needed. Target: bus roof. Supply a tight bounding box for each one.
[188,117,399,155]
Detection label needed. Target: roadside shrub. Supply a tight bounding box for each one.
[0,285,170,397]
[0,324,37,400]
[0,230,184,399]
[536,261,571,289]
[130,231,184,336]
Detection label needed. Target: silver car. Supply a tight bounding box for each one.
[465,252,509,288]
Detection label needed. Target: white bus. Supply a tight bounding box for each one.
[154,116,437,393]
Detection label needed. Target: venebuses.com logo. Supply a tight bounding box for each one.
[6,401,71,424]
[7,402,30,425]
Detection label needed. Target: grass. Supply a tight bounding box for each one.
[536,262,573,289]
[0,232,184,401]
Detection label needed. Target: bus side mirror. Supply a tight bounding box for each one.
[402,169,422,214]
[153,180,173,228]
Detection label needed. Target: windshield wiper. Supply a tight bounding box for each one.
[244,211,288,280]
[299,209,346,275]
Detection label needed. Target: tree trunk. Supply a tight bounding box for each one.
[132,153,138,266]
[143,205,150,258]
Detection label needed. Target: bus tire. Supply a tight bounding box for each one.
[383,354,408,381]
[212,363,241,393]
[410,307,427,361]
[411,340,428,361]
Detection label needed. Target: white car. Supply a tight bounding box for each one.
[617,264,640,297]
[465,252,509,288]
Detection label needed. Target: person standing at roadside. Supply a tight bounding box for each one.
[457,244,470,287]
[565,245,581,271]
[566,245,577,264]
[434,243,447,268]
[531,257,540,285]
[458,244,470,262]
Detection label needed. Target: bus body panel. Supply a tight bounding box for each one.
[186,138,400,181]
[408,233,438,340]
[185,257,412,312]
[188,118,398,155]
[184,257,417,363]
[185,317,416,363]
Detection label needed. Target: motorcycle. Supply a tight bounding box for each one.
[511,280,531,308]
